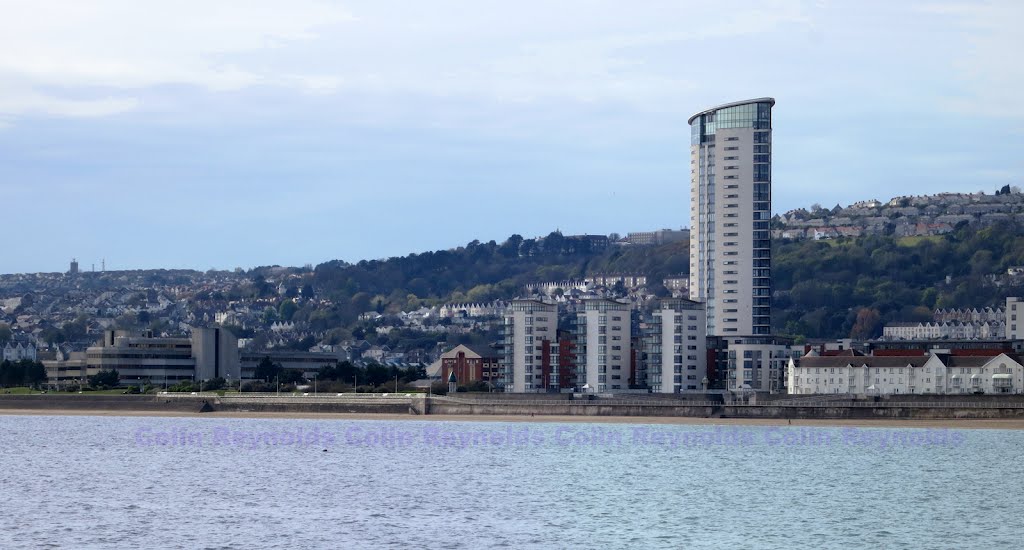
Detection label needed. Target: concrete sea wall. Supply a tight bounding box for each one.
[4,394,1024,419]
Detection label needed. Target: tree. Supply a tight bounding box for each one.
[23,361,47,387]
[499,234,524,258]
[254,357,282,382]
[351,292,372,315]
[203,377,226,391]
[849,308,881,339]
[280,369,305,385]
[89,369,120,389]
[0,324,11,345]
[543,231,565,255]
[278,299,299,322]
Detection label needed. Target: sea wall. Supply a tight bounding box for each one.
[5,394,1024,419]
[0,394,210,413]
[214,399,411,415]
[425,398,1024,419]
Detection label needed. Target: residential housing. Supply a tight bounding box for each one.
[574,298,633,392]
[500,299,558,392]
[788,352,1024,395]
[642,299,707,392]
[689,98,774,336]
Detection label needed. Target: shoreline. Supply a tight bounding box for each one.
[4,408,1024,429]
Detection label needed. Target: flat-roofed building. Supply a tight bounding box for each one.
[575,298,632,392]
[46,328,239,387]
[240,350,343,380]
[500,299,558,392]
[643,299,707,393]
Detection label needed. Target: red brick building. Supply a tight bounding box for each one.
[538,329,576,391]
[440,344,500,386]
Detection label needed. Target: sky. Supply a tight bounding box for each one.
[1,0,1022,273]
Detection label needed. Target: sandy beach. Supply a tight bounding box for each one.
[3,408,1024,429]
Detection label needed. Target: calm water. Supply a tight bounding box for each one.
[1,415,1022,549]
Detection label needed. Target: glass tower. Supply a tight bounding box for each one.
[688,98,774,336]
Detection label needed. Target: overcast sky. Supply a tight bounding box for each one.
[2,0,1022,273]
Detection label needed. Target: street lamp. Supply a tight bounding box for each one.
[313,373,318,396]
[275,375,280,396]
[353,374,357,393]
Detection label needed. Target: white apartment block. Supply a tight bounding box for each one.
[689,98,774,336]
[1007,297,1024,340]
[723,337,799,392]
[501,299,558,393]
[644,299,707,393]
[575,298,632,393]
[788,353,1024,395]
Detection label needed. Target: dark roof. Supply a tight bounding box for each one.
[945,355,1015,368]
[465,344,498,358]
[821,349,866,357]
[798,356,930,369]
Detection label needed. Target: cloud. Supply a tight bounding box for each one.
[0,84,138,117]
[0,0,355,116]
[914,1,1024,117]
[0,0,816,120]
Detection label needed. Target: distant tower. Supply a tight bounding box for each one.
[101,258,106,272]
[69,258,79,276]
[689,98,774,336]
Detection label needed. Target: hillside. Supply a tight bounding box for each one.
[313,222,1024,341]
[312,232,689,315]
[8,217,1024,352]
[773,221,1024,339]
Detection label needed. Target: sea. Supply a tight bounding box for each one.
[1,415,1022,549]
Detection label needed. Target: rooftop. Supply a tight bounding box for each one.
[688,97,776,124]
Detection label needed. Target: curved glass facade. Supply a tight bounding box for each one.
[690,101,773,145]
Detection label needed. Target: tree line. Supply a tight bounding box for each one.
[0,360,47,388]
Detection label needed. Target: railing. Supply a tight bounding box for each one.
[154,392,1024,409]
[159,392,423,399]
[433,396,722,407]
[430,395,1024,409]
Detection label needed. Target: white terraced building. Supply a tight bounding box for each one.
[882,321,1005,340]
[787,353,1024,395]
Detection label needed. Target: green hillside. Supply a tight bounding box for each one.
[306,222,1024,341]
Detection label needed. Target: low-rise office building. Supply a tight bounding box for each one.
[44,328,239,387]
[240,350,344,380]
